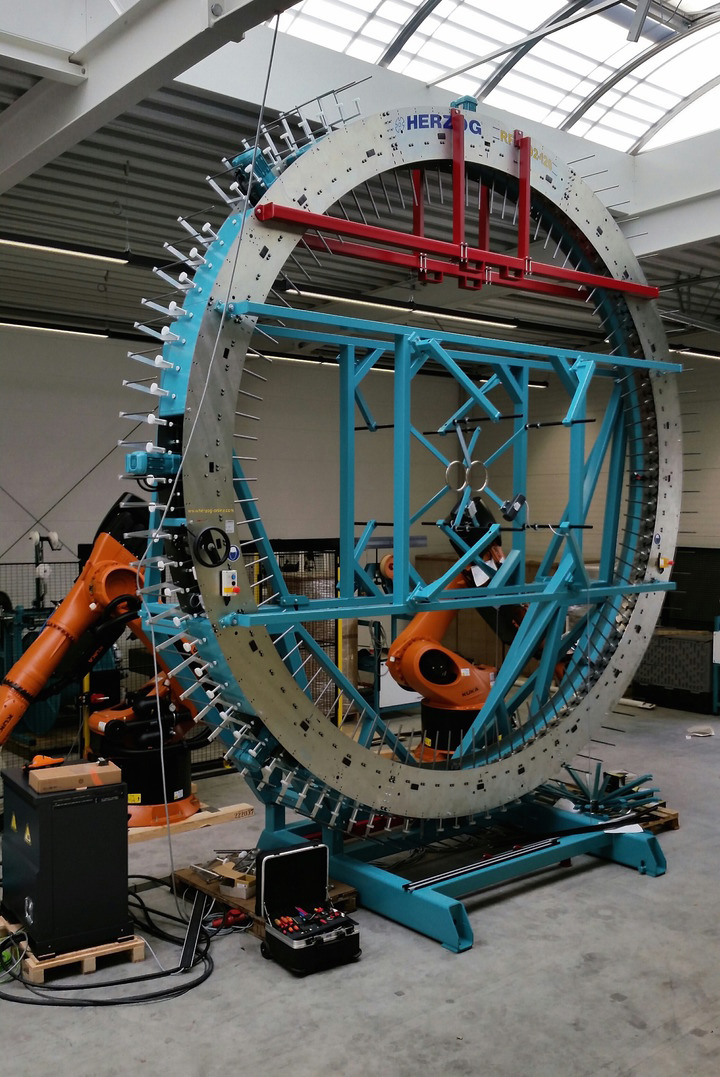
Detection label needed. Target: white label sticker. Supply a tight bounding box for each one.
[471,564,491,587]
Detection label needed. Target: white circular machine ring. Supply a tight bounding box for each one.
[165,103,680,824]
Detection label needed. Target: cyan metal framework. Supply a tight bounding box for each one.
[121,98,682,947]
[215,301,677,771]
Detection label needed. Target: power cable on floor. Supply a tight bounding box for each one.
[134,12,282,924]
[0,875,220,1006]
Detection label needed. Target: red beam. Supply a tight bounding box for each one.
[255,202,658,301]
[452,108,465,248]
[478,183,490,251]
[411,169,424,238]
[300,234,587,301]
[256,201,520,271]
[514,130,531,266]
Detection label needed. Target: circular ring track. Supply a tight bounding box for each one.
[144,103,681,829]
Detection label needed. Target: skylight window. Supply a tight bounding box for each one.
[273,1,720,154]
[643,81,720,149]
[676,1,720,11]
[345,39,385,63]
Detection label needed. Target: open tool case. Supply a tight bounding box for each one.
[255,843,360,975]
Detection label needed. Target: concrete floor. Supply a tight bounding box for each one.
[2,702,719,1076]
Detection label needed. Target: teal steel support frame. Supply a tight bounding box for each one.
[260,798,666,953]
[181,297,677,948]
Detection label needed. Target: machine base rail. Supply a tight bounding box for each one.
[259,795,668,953]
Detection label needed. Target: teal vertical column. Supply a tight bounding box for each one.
[566,359,594,560]
[599,390,626,582]
[568,401,586,560]
[511,364,529,577]
[339,344,355,602]
[143,503,163,594]
[393,334,411,607]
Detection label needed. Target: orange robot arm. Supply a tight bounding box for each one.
[0,532,143,747]
[386,572,495,710]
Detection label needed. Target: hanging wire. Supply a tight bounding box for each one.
[125,13,283,919]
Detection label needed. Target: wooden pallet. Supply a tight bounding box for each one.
[0,915,23,938]
[173,866,357,941]
[128,802,255,844]
[641,805,680,835]
[22,935,145,985]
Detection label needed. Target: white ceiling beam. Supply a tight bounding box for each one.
[180,27,635,204]
[621,190,720,258]
[0,0,295,194]
[0,30,86,85]
[623,127,720,255]
[627,0,652,42]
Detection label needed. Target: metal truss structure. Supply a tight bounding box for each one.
[121,97,682,946]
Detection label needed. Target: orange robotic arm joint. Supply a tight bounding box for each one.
[0,532,143,747]
[386,572,495,710]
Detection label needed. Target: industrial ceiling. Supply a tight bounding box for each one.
[1,0,719,359]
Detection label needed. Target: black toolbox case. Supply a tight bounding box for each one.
[255,843,360,975]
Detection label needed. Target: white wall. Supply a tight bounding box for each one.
[0,327,134,568]
[250,359,460,551]
[0,327,462,571]
[676,356,720,549]
[1,326,713,602]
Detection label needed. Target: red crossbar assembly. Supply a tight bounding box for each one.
[255,108,658,303]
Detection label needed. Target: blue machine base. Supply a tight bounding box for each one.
[259,798,666,953]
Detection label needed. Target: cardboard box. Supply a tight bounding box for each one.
[28,761,122,794]
[208,859,256,900]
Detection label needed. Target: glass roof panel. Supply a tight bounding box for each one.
[481,13,649,129]
[578,21,720,150]
[675,2,720,11]
[643,80,720,149]
[274,1,720,154]
[482,87,563,124]
[650,23,720,83]
[398,57,447,82]
[346,39,386,63]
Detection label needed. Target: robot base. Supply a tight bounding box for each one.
[127,793,201,828]
[89,738,200,828]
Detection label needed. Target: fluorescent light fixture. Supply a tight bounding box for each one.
[0,322,108,339]
[671,348,720,361]
[478,375,547,389]
[284,288,517,330]
[414,307,516,330]
[265,353,332,367]
[0,238,128,265]
[263,353,393,373]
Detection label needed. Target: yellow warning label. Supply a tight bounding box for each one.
[128,793,142,804]
[24,824,32,845]
[10,813,17,832]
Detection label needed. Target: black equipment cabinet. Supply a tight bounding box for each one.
[1,767,131,956]
[256,844,360,976]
